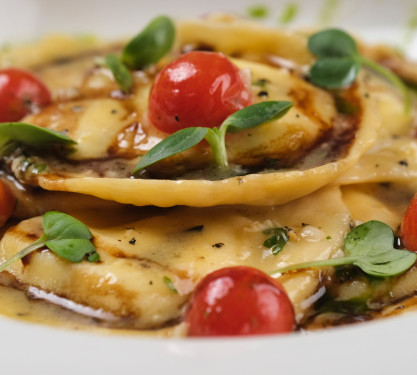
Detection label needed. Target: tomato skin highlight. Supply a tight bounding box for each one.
[0,181,15,226]
[148,51,252,133]
[185,266,295,337]
[400,194,417,252]
[0,68,51,122]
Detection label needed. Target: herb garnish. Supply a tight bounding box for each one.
[263,227,289,255]
[308,29,411,113]
[105,16,175,93]
[105,54,133,94]
[122,15,175,70]
[0,211,99,273]
[133,100,293,173]
[163,276,178,294]
[270,221,417,278]
[0,122,76,150]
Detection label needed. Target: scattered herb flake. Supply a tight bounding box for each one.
[163,276,178,294]
[263,227,289,255]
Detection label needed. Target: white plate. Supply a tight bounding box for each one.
[1,0,417,374]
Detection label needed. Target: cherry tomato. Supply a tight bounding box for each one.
[0,68,51,122]
[185,266,295,337]
[400,193,417,252]
[0,180,15,226]
[148,51,252,133]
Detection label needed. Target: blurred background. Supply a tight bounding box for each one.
[0,0,416,58]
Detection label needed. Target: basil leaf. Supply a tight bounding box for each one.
[308,28,358,58]
[42,211,93,241]
[45,239,97,263]
[105,54,132,93]
[222,101,293,133]
[0,211,99,273]
[0,122,76,148]
[122,16,175,70]
[263,227,289,256]
[133,127,208,173]
[309,57,360,88]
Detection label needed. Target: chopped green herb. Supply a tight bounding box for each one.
[0,211,99,273]
[247,5,269,19]
[270,221,417,278]
[279,3,298,24]
[133,101,293,173]
[163,276,178,294]
[252,78,270,88]
[263,227,289,255]
[308,29,410,113]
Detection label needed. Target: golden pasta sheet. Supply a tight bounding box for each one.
[0,187,350,329]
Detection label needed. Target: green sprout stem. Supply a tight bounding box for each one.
[269,256,357,275]
[357,56,411,114]
[0,235,47,273]
[205,127,229,169]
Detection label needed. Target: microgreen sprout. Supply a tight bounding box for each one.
[133,100,293,173]
[308,29,411,113]
[0,211,99,273]
[270,221,417,278]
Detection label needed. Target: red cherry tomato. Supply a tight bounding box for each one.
[185,266,295,337]
[0,180,15,226]
[0,68,51,122]
[148,51,252,133]
[400,193,417,251]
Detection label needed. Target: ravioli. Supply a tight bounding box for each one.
[0,187,350,329]
[0,14,417,335]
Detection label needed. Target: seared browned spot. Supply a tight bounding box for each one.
[6,223,42,242]
[325,84,362,161]
[68,272,140,319]
[108,122,147,158]
[288,86,330,139]
[104,245,191,280]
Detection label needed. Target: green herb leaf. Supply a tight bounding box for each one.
[42,211,93,241]
[133,101,293,173]
[221,101,293,133]
[0,211,99,273]
[309,57,360,88]
[105,54,133,93]
[122,15,175,70]
[269,220,417,278]
[344,221,417,277]
[133,127,209,173]
[308,28,410,113]
[163,276,178,294]
[308,28,358,58]
[263,227,289,255]
[0,122,76,149]
[45,239,97,263]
